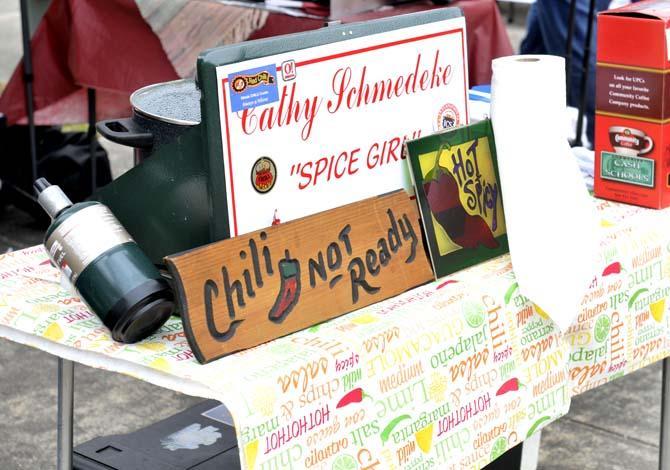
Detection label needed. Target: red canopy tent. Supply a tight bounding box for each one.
[0,0,513,126]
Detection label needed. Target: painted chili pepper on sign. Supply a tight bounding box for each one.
[268,250,300,323]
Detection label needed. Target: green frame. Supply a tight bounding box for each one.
[196,7,464,242]
[405,120,509,278]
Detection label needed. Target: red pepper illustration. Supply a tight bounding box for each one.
[268,250,300,323]
[496,377,521,396]
[336,388,370,408]
[436,279,459,290]
[602,262,622,276]
[423,147,498,250]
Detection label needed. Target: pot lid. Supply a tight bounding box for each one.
[130,79,201,126]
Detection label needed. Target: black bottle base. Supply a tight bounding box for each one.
[107,278,174,343]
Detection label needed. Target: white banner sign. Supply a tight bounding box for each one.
[216,16,469,236]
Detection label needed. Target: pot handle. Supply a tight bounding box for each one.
[96,118,153,149]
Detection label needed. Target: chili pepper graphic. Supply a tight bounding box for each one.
[527,415,551,438]
[602,261,622,276]
[628,287,649,310]
[504,282,518,305]
[268,250,300,323]
[423,147,498,250]
[436,279,459,290]
[381,414,411,444]
[336,388,370,408]
[496,377,521,396]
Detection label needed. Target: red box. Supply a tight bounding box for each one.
[595,1,670,208]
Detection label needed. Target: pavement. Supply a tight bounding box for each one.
[0,2,665,469]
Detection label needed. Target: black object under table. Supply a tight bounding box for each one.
[73,400,240,470]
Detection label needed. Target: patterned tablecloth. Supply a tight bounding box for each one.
[0,198,668,469]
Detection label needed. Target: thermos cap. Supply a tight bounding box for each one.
[34,178,73,219]
[106,278,175,343]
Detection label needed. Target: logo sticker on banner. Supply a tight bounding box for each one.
[251,157,277,194]
[227,65,279,112]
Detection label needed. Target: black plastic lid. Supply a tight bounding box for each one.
[106,278,175,343]
[34,177,51,194]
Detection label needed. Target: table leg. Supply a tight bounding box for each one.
[57,358,74,470]
[88,88,97,193]
[662,358,670,470]
[521,431,541,470]
[19,0,38,184]
[661,358,670,470]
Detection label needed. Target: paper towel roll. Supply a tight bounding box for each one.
[491,55,599,331]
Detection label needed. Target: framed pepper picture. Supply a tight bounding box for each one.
[405,119,509,278]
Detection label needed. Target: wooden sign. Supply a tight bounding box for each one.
[165,191,432,363]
